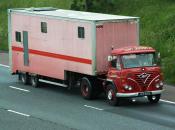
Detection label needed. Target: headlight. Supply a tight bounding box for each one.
[128,86,132,91]
[155,80,163,89]
[124,85,132,91]
[156,84,160,89]
[159,81,163,86]
[124,85,129,89]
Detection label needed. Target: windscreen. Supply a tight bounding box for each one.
[121,53,157,69]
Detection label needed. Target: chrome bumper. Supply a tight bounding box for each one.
[116,90,164,98]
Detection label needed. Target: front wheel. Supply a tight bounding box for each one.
[106,84,120,106]
[147,94,161,103]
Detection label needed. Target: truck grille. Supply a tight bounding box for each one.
[135,72,155,87]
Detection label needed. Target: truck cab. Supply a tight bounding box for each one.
[106,46,163,105]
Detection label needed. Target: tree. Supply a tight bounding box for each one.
[70,0,81,11]
[70,0,114,13]
[84,0,93,11]
[92,0,114,13]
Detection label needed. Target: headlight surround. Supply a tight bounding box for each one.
[155,81,163,89]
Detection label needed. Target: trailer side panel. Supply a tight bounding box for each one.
[11,12,94,80]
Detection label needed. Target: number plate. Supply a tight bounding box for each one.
[138,92,152,96]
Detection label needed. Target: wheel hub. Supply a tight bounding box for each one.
[32,78,36,86]
[152,96,156,100]
[21,76,25,83]
[108,90,113,100]
[85,87,88,92]
[82,85,89,96]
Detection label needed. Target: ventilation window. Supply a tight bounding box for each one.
[15,31,21,42]
[41,22,47,33]
[78,27,85,38]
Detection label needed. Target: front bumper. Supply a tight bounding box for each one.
[116,90,164,98]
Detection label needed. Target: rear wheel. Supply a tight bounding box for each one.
[21,73,29,85]
[147,94,161,103]
[80,78,94,99]
[18,73,22,81]
[106,84,120,106]
[31,75,39,88]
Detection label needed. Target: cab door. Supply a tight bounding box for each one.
[108,56,122,88]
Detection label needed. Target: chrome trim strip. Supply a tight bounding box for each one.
[147,75,160,89]
[8,9,12,72]
[116,90,163,97]
[92,22,97,75]
[144,74,151,84]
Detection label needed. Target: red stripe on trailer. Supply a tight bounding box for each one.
[12,46,24,51]
[12,46,92,65]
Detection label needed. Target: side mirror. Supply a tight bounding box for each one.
[157,52,161,59]
[108,56,112,62]
[156,52,161,66]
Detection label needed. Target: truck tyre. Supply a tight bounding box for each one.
[31,76,39,88]
[80,78,94,99]
[18,73,22,81]
[21,73,29,85]
[147,94,161,103]
[106,84,120,106]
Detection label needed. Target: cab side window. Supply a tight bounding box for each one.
[111,59,116,68]
[111,56,121,70]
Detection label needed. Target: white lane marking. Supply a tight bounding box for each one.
[160,99,175,105]
[9,86,30,92]
[7,110,30,117]
[0,64,10,68]
[84,105,104,111]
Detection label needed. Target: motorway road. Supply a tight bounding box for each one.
[0,65,175,130]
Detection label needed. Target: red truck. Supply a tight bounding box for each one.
[8,7,163,106]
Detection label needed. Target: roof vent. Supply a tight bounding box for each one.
[27,7,57,11]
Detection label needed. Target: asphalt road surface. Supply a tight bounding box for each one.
[0,65,175,130]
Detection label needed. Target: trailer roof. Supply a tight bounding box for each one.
[10,7,139,21]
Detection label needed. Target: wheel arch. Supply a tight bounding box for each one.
[105,79,116,90]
